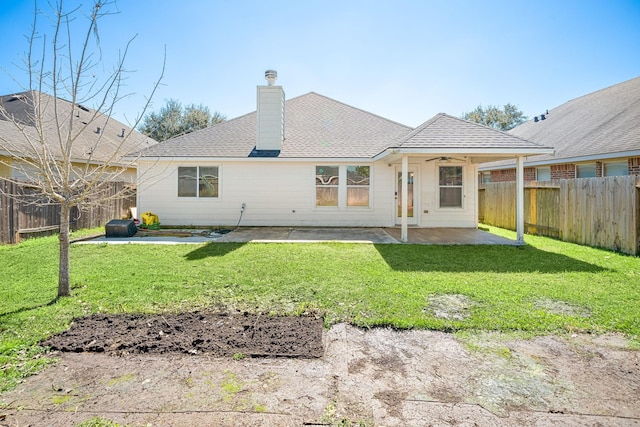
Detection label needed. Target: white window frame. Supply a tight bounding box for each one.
[315,165,372,209]
[315,165,340,207]
[177,166,220,198]
[346,165,371,208]
[603,161,629,177]
[438,165,464,209]
[536,166,551,181]
[576,163,597,178]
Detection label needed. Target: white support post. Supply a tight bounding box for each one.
[401,155,408,242]
[516,155,525,244]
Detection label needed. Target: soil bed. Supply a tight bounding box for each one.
[42,312,324,358]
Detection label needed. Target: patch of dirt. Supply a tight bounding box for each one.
[42,312,324,358]
[2,318,639,426]
[424,293,475,320]
[533,297,591,317]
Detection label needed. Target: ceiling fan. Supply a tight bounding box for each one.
[425,156,467,162]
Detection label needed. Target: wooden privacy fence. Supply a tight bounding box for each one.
[479,176,640,255]
[0,179,136,244]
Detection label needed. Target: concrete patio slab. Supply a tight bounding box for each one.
[384,227,518,245]
[214,227,399,243]
[77,227,517,246]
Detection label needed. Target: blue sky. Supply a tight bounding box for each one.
[1,0,638,128]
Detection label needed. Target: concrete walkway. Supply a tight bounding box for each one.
[79,227,517,245]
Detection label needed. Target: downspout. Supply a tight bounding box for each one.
[401,154,408,242]
[516,155,525,244]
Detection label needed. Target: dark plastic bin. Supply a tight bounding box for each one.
[105,219,137,238]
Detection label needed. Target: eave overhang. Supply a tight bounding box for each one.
[374,146,555,162]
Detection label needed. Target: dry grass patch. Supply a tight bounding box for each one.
[424,294,475,321]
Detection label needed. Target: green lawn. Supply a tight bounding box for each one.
[1,226,639,392]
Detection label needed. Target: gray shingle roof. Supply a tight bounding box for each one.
[481,76,640,169]
[0,91,156,165]
[393,113,551,150]
[139,92,412,159]
[138,93,552,160]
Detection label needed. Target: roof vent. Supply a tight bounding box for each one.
[540,114,546,120]
[120,128,125,138]
[534,116,539,122]
[95,126,101,134]
[265,70,277,86]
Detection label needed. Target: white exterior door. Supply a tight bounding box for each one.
[396,167,417,225]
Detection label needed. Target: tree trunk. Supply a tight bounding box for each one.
[58,203,71,297]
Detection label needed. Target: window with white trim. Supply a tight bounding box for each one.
[178,166,219,198]
[315,166,339,206]
[439,166,463,208]
[537,167,551,181]
[315,165,371,208]
[576,164,596,178]
[346,166,370,207]
[603,161,628,177]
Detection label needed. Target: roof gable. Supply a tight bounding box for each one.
[394,113,548,150]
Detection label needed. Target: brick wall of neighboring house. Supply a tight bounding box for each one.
[551,163,576,179]
[487,167,536,182]
[483,158,640,182]
[630,157,640,175]
[525,167,536,181]
[489,169,515,182]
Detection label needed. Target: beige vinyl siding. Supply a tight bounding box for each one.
[138,158,478,228]
[137,160,396,227]
[419,160,477,228]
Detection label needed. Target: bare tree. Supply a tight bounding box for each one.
[0,1,163,297]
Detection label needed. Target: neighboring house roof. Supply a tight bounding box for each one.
[139,92,412,159]
[0,90,156,166]
[480,76,640,170]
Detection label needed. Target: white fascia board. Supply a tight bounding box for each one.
[524,150,640,166]
[135,156,375,164]
[374,147,554,161]
[478,163,520,171]
[478,149,640,171]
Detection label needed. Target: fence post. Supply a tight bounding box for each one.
[529,187,537,234]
